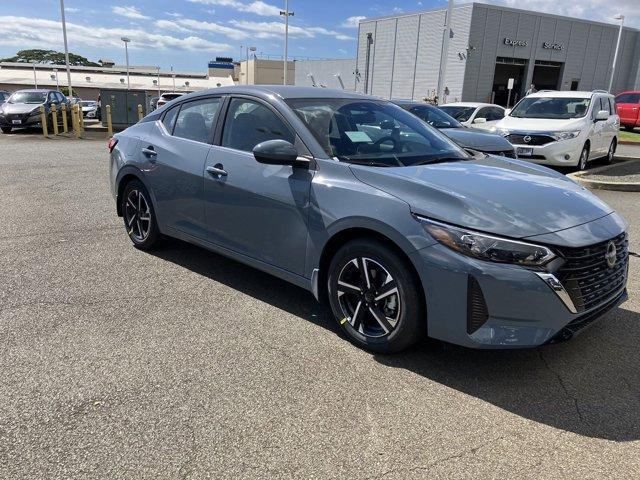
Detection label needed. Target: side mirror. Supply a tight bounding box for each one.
[473,117,487,124]
[253,139,308,167]
[595,110,609,122]
[504,109,511,116]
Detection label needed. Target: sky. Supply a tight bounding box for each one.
[0,0,638,73]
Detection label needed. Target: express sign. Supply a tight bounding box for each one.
[504,37,528,47]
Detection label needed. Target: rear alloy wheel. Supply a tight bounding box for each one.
[121,180,161,250]
[327,239,424,353]
[577,145,589,171]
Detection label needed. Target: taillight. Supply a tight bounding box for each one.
[108,137,118,152]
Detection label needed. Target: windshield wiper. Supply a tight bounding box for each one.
[412,156,468,166]
[339,157,393,167]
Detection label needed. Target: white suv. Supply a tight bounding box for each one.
[491,91,619,170]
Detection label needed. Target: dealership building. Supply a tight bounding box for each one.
[355,2,640,105]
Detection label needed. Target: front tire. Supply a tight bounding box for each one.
[576,144,589,171]
[327,238,424,353]
[604,139,616,164]
[121,180,161,250]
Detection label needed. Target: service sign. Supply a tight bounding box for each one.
[543,42,564,50]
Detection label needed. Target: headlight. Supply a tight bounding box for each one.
[551,130,581,141]
[491,127,510,137]
[417,216,555,267]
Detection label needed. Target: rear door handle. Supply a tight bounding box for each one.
[142,146,157,158]
[206,164,227,177]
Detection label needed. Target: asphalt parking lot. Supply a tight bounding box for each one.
[1,133,639,479]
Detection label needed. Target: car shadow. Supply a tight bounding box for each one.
[150,238,639,442]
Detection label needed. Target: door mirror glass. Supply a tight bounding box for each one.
[253,139,303,166]
[473,117,487,124]
[595,109,609,121]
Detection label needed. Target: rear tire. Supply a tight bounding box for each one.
[1,126,11,134]
[327,238,424,353]
[120,180,161,250]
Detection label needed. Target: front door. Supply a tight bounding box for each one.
[143,96,222,238]
[203,97,313,275]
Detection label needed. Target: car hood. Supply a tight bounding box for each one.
[494,116,585,132]
[441,127,513,152]
[1,103,43,115]
[349,156,614,239]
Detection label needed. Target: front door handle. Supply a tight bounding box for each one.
[206,164,227,177]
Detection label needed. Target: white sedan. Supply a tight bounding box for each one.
[439,102,506,130]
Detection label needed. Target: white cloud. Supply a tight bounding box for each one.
[65,7,80,13]
[112,6,150,20]
[342,16,366,28]
[158,18,249,40]
[188,0,281,17]
[228,20,354,40]
[0,16,231,52]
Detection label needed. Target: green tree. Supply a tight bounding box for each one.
[0,49,100,67]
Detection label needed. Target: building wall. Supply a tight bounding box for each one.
[239,59,295,85]
[355,4,473,101]
[294,59,356,89]
[465,3,640,102]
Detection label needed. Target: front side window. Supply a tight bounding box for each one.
[286,98,467,167]
[222,98,295,152]
[487,107,505,121]
[599,97,611,115]
[510,97,591,119]
[439,106,476,122]
[402,104,461,128]
[172,97,221,143]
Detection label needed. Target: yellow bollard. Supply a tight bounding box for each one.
[72,105,81,138]
[61,104,68,134]
[106,104,113,138]
[51,104,59,136]
[137,104,143,122]
[40,105,49,137]
[79,105,85,131]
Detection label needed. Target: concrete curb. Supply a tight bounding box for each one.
[568,160,640,192]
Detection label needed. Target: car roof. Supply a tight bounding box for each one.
[390,98,432,106]
[186,85,375,100]
[526,90,612,99]
[13,89,57,93]
[440,102,499,108]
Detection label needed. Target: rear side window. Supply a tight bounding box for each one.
[609,97,616,113]
[222,98,295,152]
[172,97,221,144]
[162,106,179,134]
[616,93,640,104]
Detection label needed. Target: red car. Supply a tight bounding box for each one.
[615,91,640,130]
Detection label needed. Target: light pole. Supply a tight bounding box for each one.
[59,0,73,98]
[608,14,625,93]
[32,64,38,89]
[246,46,256,85]
[280,1,294,85]
[437,0,454,104]
[121,36,131,89]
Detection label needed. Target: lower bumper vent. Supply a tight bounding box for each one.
[467,276,489,334]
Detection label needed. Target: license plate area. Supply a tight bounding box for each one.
[12,119,22,125]
[516,147,533,156]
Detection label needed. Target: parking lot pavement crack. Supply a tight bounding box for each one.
[536,349,590,427]
[369,434,514,479]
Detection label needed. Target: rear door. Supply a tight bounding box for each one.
[615,93,640,127]
[142,96,223,239]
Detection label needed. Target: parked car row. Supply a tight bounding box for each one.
[110,85,629,353]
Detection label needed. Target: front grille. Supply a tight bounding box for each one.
[546,289,626,343]
[467,276,489,334]
[554,233,628,313]
[506,134,555,146]
[486,150,517,159]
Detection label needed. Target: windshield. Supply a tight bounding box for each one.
[439,106,476,122]
[400,104,462,128]
[286,98,468,167]
[8,91,47,104]
[510,97,591,119]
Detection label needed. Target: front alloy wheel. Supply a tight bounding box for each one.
[327,239,424,353]
[577,146,589,171]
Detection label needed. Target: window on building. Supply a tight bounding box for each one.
[222,98,295,152]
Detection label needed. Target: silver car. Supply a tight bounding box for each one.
[109,86,629,352]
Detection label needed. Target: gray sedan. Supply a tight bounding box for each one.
[109,86,628,352]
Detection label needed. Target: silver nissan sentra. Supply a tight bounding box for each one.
[109,86,629,353]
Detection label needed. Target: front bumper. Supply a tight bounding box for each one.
[409,215,628,348]
[0,113,42,128]
[509,136,584,166]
